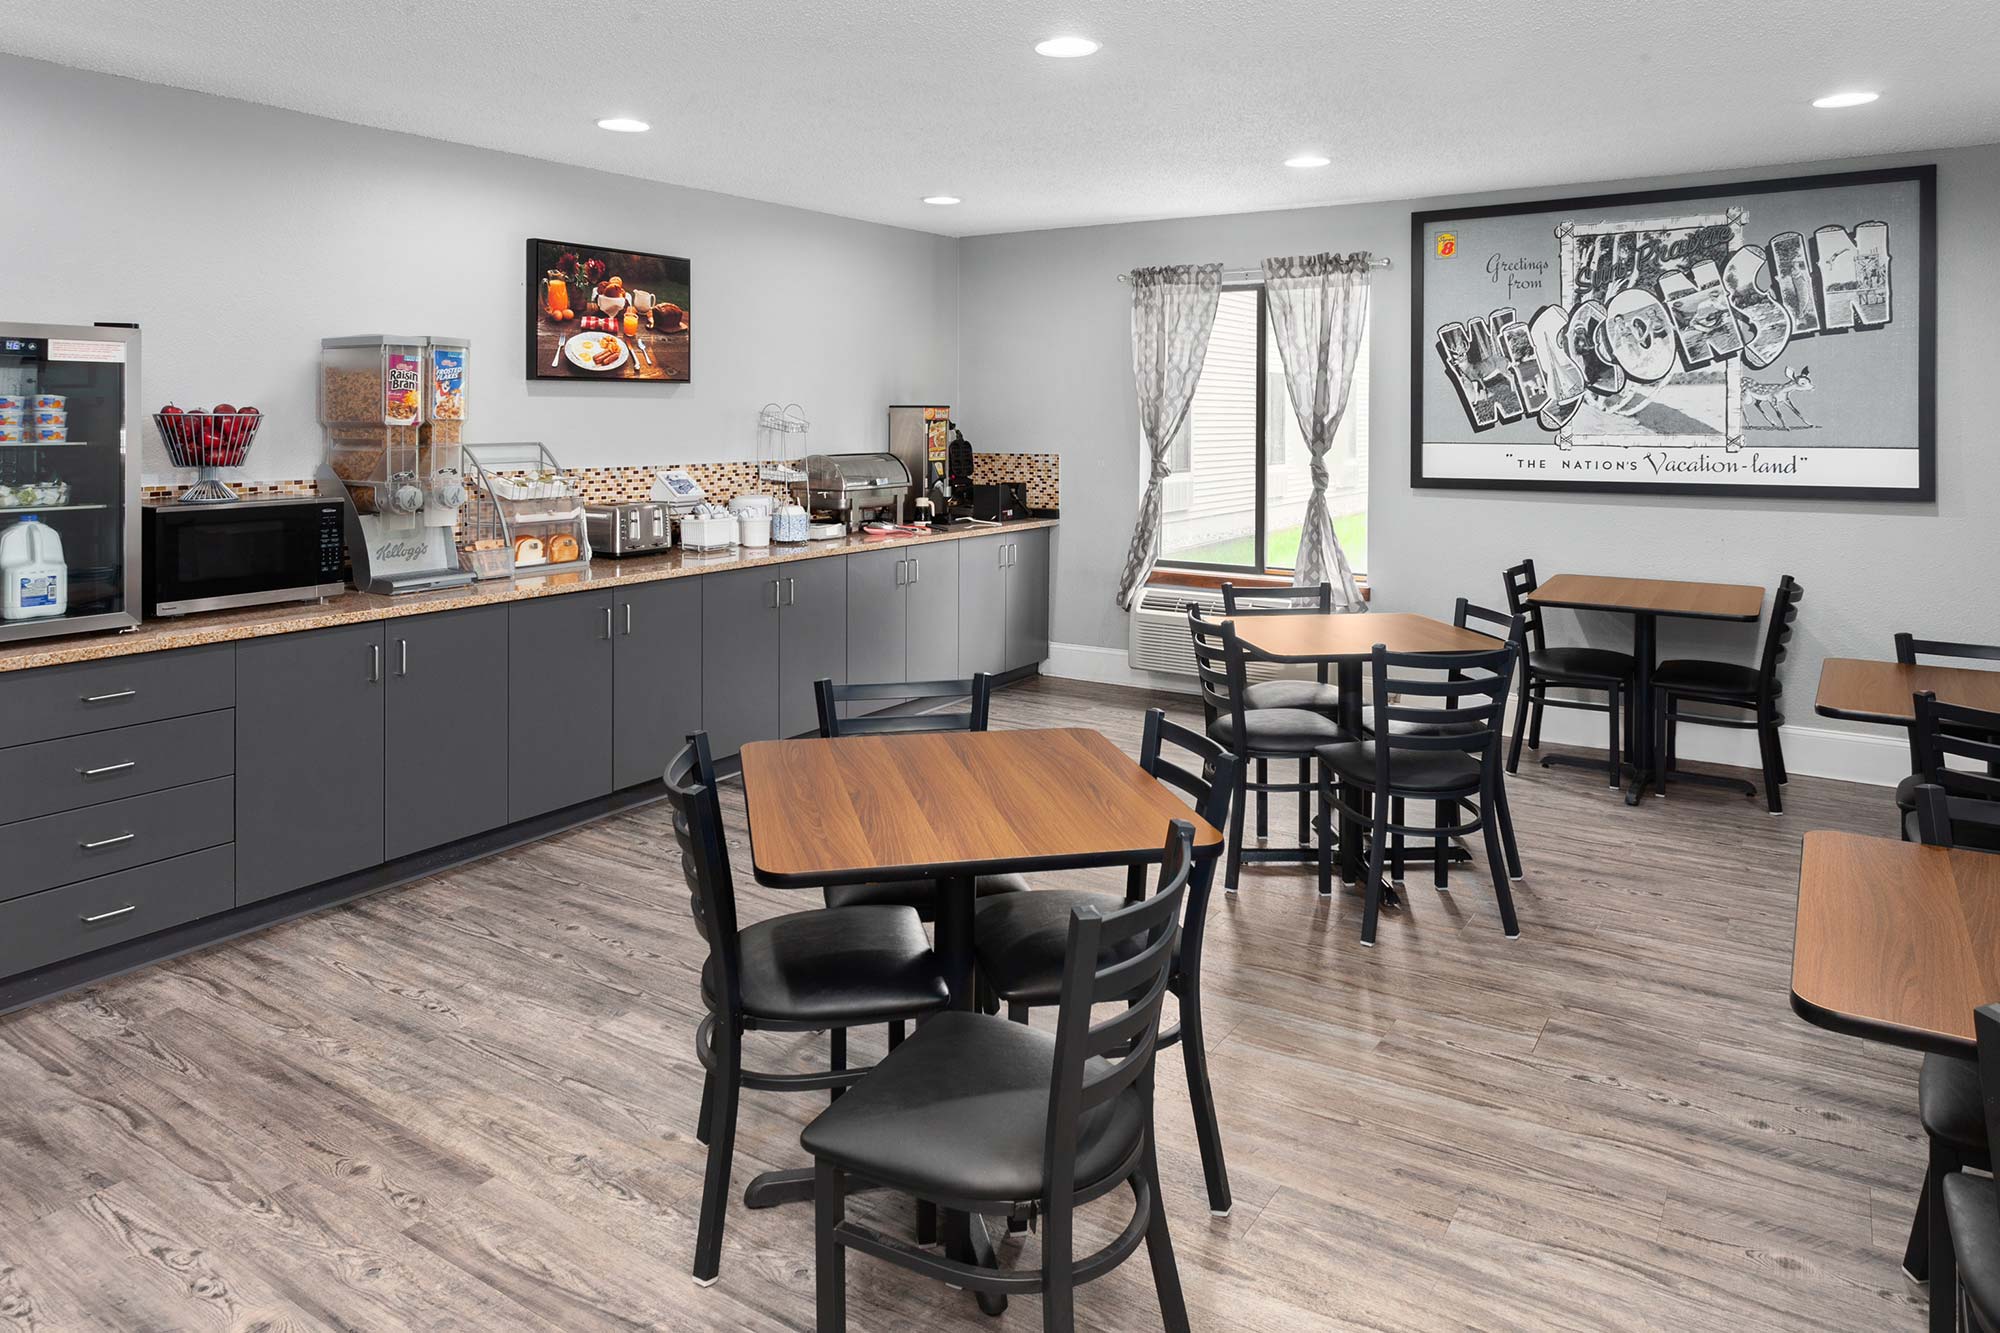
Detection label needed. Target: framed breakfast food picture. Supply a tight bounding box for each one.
[1410,165,1935,500]
[526,238,691,382]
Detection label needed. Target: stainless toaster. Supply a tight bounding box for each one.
[585,502,675,557]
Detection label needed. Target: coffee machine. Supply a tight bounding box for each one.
[887,404,953,523]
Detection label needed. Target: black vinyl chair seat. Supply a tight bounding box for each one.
[1923,1053,1986,1155]
[1945,1172,2000,1331]
[1206,707,1348,755]
[974,889,1165,1008]
[1528,645,1636,681]
[1897,771,1923,810]
[822,872,1028,918]
[1652,658,1766,695]
[800,1009,1146,1204]
[1318,738,1481,793]
[708,906,949,1025]
[1241,677,1342,714]
[1364,715,1483,738]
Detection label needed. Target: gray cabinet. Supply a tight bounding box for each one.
[906,541,960,682]
[614,578,703,790]
[508,592,615,821]
[1005,527,1052,671]
[846,548,910,686]
[236,623,385,906]
[700,566,782,759]
[779,557,847,740]
[385,606,510,860]
[0,644,233,750]
[958,534,1009,677]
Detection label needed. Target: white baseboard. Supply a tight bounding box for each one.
[1042,640,1905,788]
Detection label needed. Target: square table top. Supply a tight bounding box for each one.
[1815,657,2000,726]
[1527,573,1764,621]
[1790,830,2000,1052]
[1222,611,1499,662]
[738,727,1224,887]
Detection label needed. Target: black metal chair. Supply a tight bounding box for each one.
[1941,1004,2000,1333]
[1318,640,1521,947]
[970,708,1240,1216]
[1652,574,1802,814]
[1367,599,1527,886]
[811,675,1029,919]
[803,821,1198,1333]
[1219,581,1343,715]
[666,732,951,1286]
[1902,693,2000,852]
[1894,634,2000,821]
[1503,558,1635,788]
[1188,605,1347,894]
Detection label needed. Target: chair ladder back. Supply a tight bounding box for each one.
[1369,643,1518,761]
[1137,707,1237,983]
[1448,600,1524,708]
[1501,559,1547,650]
[1220,581,1331,615]
[1042,822,1193,1193]
[1186,606,1249,735]
[1896,632,2000,666]
[1913,692,2000,805]
[815,674,993,738]
[1757,576,1803,697]
[665,733,743,1018]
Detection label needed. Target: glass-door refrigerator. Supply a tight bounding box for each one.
[0,322,141,643]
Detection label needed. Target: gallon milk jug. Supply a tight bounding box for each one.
[1,515,68,621]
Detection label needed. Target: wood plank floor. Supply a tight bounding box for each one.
[0,676,1931,1331]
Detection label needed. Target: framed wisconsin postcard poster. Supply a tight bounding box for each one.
[1410,165,1934,500]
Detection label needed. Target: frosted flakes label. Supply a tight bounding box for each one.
[430,347,466,421]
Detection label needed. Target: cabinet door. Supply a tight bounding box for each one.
[385,606,510,860]
[958,534,1008,677]
[700,566,782,759]
[1005,528,1052,672]
[904,541,960,683]
[845,547,908,687]
[614,578,703,790]
[236,623,385,906]
[779,556,848,740]
[508,592,615,821]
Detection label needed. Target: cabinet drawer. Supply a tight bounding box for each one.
[0,710,235,824]
[0,645,234,749]
[0,845,235,980]
[0,776,234,903]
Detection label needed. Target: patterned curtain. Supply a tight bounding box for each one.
[1114,263,1224,612]
[1261,252,1372,610]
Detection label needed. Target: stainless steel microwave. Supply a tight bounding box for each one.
[141,496,346,617]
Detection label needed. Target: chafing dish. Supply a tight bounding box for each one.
[794,452,910,532]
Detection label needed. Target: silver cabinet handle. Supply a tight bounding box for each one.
[81,689,137,704]
[894,559,906,586]
[77,761,137,778]
[624,603,634,636]
[787,577,797,606]
[81,905,137,925]
[369,643,382,683]
[602,605,614,640]
[999,543,1008,569]
[911,557,919,584]
[398,638,409,677]
[80,832,135,851]
[766,579,780,609]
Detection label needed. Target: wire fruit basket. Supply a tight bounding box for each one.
[154,409,264,503]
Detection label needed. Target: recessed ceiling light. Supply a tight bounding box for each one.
[1035,36,1100,58]
[922,195,962,206]
[595,117,650,132]
[1285,154,1331,169]
[1811,91,1879,109]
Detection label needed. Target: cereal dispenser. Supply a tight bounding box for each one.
[316,335,476,594]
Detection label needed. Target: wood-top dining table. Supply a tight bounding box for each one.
[737,724,1223,1315]
[1816,657,2000,765]
[1526,573,1765,805]
[1221,610,1503,886]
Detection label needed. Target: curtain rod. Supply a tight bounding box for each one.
[1116,257,1392,284]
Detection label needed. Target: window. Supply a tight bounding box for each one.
[1158,286,1369,574]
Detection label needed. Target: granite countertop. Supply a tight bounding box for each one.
[0,517,1058,674]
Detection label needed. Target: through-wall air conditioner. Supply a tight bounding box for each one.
[1126,583,1291,686]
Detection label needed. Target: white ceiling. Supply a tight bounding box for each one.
[4,0,1996,238]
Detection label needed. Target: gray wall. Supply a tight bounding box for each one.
[0,55,959,482]
[958,144,2000,746]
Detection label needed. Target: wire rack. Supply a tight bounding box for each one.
[757,402,809,485]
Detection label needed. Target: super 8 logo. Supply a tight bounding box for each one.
[1436,232,1457,258]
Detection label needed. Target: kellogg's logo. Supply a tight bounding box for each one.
[1435,232,1458,259]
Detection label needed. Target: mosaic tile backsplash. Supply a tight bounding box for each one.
[144,454,1060,511]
